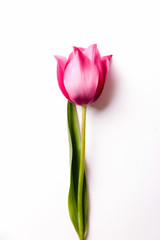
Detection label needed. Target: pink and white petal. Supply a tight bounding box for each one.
[92,76,104,102]
[66,47,86,66]
[83,44,99,63]
[84,44,103,82]
[63,48,99,105]
[66,52,74,67]
[54,55,67,70]
[93,55,112,102]
[54,55,71,101]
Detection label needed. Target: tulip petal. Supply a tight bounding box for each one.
[54,55,71,102]
[83,45,104,103]
[54,55,67,69]
[93,55,112,102]
[83,44,98,63]
[107,55,112,61]
[67,47,86,66]
[84,44,103,87]
[101,55,112,82]
[63,48,99,105]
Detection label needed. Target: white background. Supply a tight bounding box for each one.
[0,0,160,239]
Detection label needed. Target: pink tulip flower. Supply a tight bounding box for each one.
[55,44,112,105]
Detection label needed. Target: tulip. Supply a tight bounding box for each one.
[54,44,112,105]
[54,44,112,240]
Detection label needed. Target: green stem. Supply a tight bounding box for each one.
[78,106,87,240]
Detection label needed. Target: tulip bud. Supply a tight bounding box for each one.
[55,44,112,106]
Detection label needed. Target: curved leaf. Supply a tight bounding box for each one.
[67,101,88,237]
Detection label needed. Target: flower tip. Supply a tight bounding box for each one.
[72,46,82,56]
[54,55,59,61]
[108,55,113,61]
[72,46,77,51]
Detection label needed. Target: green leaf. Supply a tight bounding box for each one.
[67,101,88,237]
